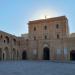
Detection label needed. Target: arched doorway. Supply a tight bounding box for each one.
[5,47,10,60]
[0,48,2,60]
[43,47,50,60]
[70,50,75,60]
[17,50,19,60]
[12,48,16,60]
[22,51,27,60]
[2,51,6,60]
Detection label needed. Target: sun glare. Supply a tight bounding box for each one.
[30,9,59,20]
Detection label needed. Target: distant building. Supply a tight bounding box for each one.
[0,16,75,61]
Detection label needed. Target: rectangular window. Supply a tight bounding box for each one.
[45,35,47,39]
[56,24,59,29]
[44,26,47,30]
[34,27,36,31]
[57,34,60,39]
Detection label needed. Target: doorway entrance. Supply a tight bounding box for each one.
[0,49,2,60]
[70,50,75,60]
[2,51,6,60]
[22,51,27,60]
[43,47,50,60]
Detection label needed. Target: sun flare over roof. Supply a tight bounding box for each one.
[30,9,59,20]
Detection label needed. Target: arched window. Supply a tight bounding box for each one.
[56,24,59,29]
[13,39,16,45]
[57,34,60,39]
[45,35,47,39]
[5,36,9,44]
[34,27,36,31]
[1,35,2,39]
[44,26,47,30]
[0,35,3,42]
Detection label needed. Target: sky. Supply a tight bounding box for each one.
[0,0,75,36]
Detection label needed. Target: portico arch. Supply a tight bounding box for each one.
[12,48,16,60]
[17,50,19,60]
[4,47,10,60]
[2,51,6,60]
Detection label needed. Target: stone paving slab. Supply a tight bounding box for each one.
[0,60,75,75]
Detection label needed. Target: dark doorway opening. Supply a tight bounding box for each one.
[0,49,2,60]
[22,51,27,60]
[43,47,50,60]
[3,53,5,60]
[70,50,75,60]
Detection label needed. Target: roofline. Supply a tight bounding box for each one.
[28,16,68,25]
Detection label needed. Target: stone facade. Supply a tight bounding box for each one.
[0,31,21,60]
[28,16,69,61]
[0,16,75,61]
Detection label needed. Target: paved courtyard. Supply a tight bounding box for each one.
[0,60,75,75]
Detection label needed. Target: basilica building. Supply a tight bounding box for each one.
[0,16,75,61]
